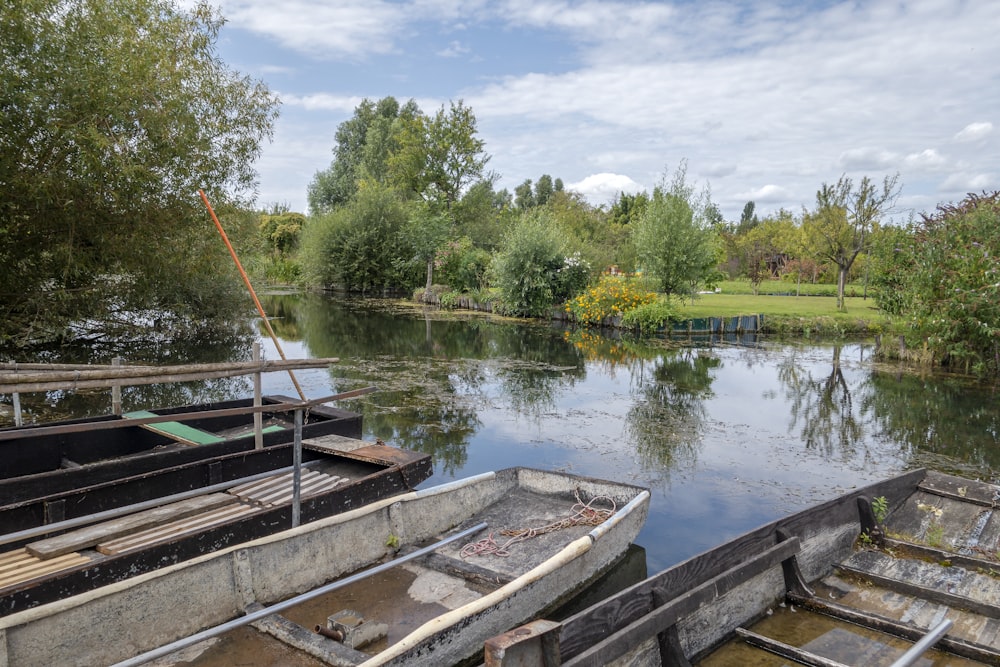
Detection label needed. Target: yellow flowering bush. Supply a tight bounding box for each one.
[565,276,658,326]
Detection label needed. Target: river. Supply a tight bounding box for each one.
[4,293,1000,663]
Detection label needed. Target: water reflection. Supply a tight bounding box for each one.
[3,294,1000,570]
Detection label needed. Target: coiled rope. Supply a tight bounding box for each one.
[460,491,617,558]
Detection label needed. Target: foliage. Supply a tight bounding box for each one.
[389,100,491,293]
[434,237,491,292]
[488,210,568,317]
[896,192,1000,375]
[307,96,419,214]
[0,0,279,345]
[620,297,678,334]
[632,162,718,299]
[867,223,913,315]
[565,276,658,326]
[299,183,419,293]
[872,496,889,525]
[802,174,901,310]
[258,212,304,256]
[608,191,650,226]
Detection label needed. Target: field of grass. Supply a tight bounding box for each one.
[674,288,895,336]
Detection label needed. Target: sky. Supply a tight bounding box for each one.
[199,0,998,222]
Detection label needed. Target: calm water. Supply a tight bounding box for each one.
[4,293,1000,573]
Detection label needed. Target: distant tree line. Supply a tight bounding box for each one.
[3,2,998,377]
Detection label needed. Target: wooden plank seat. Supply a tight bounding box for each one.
[25,493,237,560]
[123,410,226,445]
[227,469,348,507]
[0,548,93,591]
[97,503,262,555]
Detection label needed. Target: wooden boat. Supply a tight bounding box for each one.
[0,467,649,667]
[0,433,432,617]
[0,393,362,492]
[486,468,1000,666]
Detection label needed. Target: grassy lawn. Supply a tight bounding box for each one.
[674,288,895,335]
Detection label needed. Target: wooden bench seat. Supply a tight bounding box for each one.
[123,410,226,445]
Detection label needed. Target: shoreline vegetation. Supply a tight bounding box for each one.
[415,279,895,338]
[408,278,964,371]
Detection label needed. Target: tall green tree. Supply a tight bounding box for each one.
[0,0,279,345]
[389,100,491,295]
[802,174,901,310]
[632,162,718,299]
[307,96,419,215]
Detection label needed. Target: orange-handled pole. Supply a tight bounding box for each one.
[199,190,307,401]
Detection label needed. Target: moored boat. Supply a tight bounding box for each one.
[0,433,432,617]
[486,468,1000,666]
[0,467,649,667]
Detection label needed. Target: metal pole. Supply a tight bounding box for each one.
[111,357,123,415]
[888,618,953,667]
[198,190,306,401]
[252,343,263,450]
[12,391,22,427]
[292,408,302,528]
[110,521,488,667]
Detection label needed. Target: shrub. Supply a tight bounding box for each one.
[488,211,567,317]
[434,237,491,292]
[556,252,593,302]
[565,276,658,326]
[621,298,678,334]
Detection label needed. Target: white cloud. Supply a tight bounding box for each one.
[738,185,789,203]
[279,92,364,112]
[954,122,993,142]
[838,148,898,171]
[566,173,644,204]
[214,1,1000,219]
[941,172,995,192]
[903,149,947,171]
[437,40,470,57]
[222,1,407,58]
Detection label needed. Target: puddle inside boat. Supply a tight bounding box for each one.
[698,605,984,667]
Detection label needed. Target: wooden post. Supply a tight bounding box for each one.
[111,357,122,415]
[252,343,263,450]
[484,619,562,667]
[292,408,302,528]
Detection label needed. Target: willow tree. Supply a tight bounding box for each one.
[0,0,279,345]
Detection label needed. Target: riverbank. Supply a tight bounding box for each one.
[416,289,894,337]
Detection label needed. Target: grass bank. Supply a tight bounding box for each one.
[674,290,895,336]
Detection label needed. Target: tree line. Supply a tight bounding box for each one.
[2,1,998,376]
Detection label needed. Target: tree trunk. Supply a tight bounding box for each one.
[424,259,434,302]
[837,265,847,310]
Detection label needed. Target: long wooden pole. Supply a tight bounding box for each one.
[198,189,306,401]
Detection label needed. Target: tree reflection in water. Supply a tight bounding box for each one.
[626,349,718,474]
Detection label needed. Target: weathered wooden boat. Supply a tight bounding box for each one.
[0,393,363,493]
[0,433,432,617]
[0,467,649,667]
[486,468,1000,667]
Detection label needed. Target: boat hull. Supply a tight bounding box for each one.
[0,468,649,667]
[0,438,432,618]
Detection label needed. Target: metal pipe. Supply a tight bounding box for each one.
[110,521,489,667]
[292,408,302,528]
[314,625,344,641]
[0,460,325,548]
[888,618,953,667]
